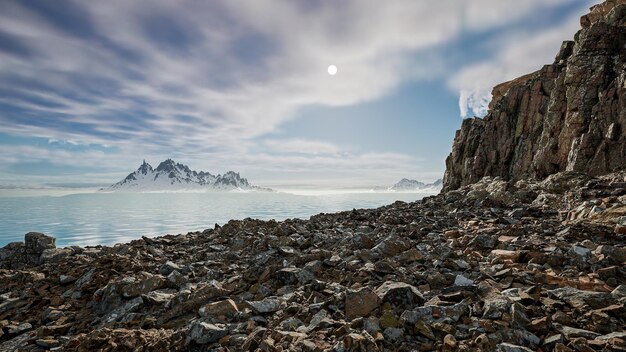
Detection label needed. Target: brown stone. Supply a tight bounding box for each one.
[199,299,239,318]
[555,343,575,352]
[345,287,379,320]
[491,250,522,262]
[442,334,457,351]
[414,320,435,340]
[530,317,549,333]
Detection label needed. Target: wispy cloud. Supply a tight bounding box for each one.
[448,5,586,118]
[263,139,340,155]
[0,0,590,185]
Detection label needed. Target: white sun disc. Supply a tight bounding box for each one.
[327,65,337,75]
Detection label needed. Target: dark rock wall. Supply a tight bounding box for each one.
[443,0,626,191]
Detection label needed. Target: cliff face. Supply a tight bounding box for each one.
[443,0,626,191]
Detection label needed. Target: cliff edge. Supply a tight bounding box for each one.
[443,0,626,191]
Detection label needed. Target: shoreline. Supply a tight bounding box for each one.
[0,187,442,199]
[0,191,437,249]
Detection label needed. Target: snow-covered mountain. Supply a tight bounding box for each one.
[101,159,272,192]
[388,178,443,192]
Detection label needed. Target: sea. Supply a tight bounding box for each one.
[0,191,433,247]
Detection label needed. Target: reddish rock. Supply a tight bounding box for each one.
[345,287,379,320]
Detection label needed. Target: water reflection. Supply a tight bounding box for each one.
[0,192,430,247]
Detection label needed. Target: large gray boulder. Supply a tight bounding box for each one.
[0,232,57,269]
[25,232,56,253]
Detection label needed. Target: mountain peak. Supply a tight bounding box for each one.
[156,159,177,172]
[390,178,442,191]
[137,160,153,175]
[104,159,268,192]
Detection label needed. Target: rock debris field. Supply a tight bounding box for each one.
[0,171,625,351]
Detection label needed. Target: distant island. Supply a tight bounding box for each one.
[100,159,272,192]
[371,178,443,192]
[389,178,442,192]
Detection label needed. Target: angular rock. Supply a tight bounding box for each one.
[8,322,32,335]
[246,297,283,314]
[548,287,613,309]
[59,275,76,285]
[454,274,474,287]
[558,325,601,340]
[497,343,535,352]
[159,261,183,276]
[482,295,511,319]
[275,267,314,285]
[187,321,228,345]
[443,334,457,351]
[375,281,424,309]
[345,287,379,320]
[142,289,175,305]
[167,270,187,288]
[382,327,403,343]
[199,299,239,317]
[121,272,166,298]
[491,250,523,262]
[35,338,61,349]
[25,232,56,253]
[75,268,96,290]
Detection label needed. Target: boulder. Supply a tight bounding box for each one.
[557,325,601,340]
[548,287,614,309]
[345,287,379,320]
[187,321,228,345]
[121,272,167,298]
[167,270,187,287]
[25,232,56,253]
[246,298,283,314]
[199,299,239,318]
[159,261,183,276]
[375,281,424,309]
[1,232,57,268]
[454,274,474,287]
[275,267,314,285]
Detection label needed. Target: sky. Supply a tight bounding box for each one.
[0,0,594,189]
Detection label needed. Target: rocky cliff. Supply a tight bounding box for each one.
[443,0,626,191]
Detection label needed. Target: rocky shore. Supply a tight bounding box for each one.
[0,171,625,351]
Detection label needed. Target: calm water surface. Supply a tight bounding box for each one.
[0,192,430,247]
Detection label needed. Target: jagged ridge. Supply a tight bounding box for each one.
[389,178,443,191]
[104,159,270,192]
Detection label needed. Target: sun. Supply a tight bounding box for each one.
[327,65,337,76]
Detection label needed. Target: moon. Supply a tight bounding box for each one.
[327,65,337,76]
